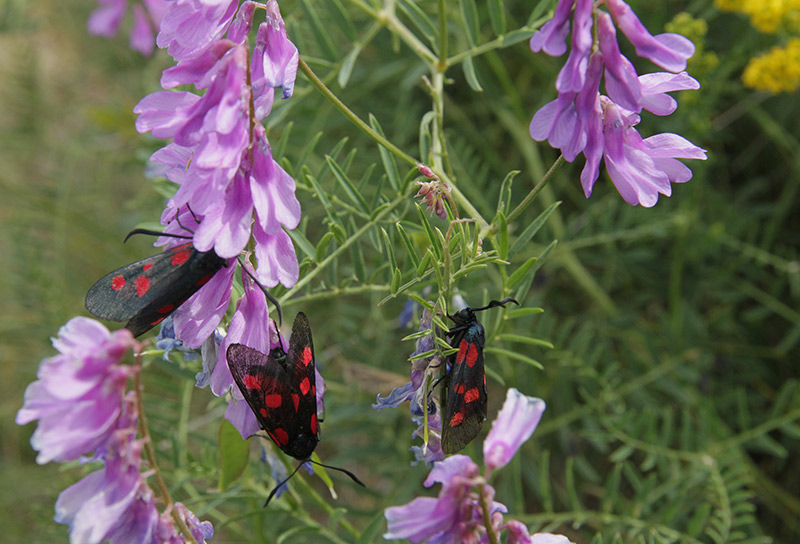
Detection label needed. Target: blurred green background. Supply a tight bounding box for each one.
[2,0,799,543]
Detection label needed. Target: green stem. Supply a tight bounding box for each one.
[134,358,199,544]
[281,195,404,300]
[478,483,499,544]
[506,154,565,224]
[437,0,448,66]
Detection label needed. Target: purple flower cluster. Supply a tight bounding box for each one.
[16,317,213,543]
[132,0,301,352]
[529,0,707,207]
[88,0,169,56]
[374,305,446,466]
[384,389,551,543]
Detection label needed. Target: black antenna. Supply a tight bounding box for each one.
[237,256,283,326]
[468,297,519,312]
[264,459,366,506]
[123,228,193,243]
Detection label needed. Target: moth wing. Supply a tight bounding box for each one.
[284,312,319,437]
[441,328,488,454]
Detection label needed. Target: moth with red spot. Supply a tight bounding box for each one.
[441,297,519,454]
[85,230,227,337]
[227,312,364,505]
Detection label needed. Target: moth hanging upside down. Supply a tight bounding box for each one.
[441,297,519,454]
[227,312,364,505]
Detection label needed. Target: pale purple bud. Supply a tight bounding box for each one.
[529,0,576,56]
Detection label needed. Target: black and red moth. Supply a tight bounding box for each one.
[227,312,320,460]
[441,297,519,454]
[227,313,364,504]
[85,241,226,337]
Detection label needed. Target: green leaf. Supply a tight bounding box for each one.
[295,132,323,173]
[687,503,712,536]
[274,121,294,161]
[462,57,484,92]
[416,204,443,260]
[506,307,544,319]
[396,222,421,268]
[460,0,479,46]
[330,220,347,245]
[315,231,335,262]
[218,419,249,491]
[484,346,543,369]
[350,219,366,281]
[496,170,518,215]
[514,240,557,302]
[305,172,340,226]
[488,0,507,35]
[310,452,336,498]
[407,294,435,310]
[300,0,337,60]
[410,348,437,360]
[326,155,370,214]
[397,0,438,46]
[416,249,432,277]
[325,0,357,42]
[338,46,362,88]
[391,267,402,294]
[496,334,553,348]
[509,200,560,257]
[402,329,432,341]
[484,364,506,386]
[419,111,435,163]
[277,526,321,544]
[287,228,316,260]
[500,28,536,46]
[507,256,538,289]
[494,210,509,260]
[370,114,401,192]
[381,227,398,270]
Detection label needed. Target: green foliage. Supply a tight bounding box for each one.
[2,0,799,543]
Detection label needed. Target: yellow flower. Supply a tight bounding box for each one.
[715,0,800,33]
[742,37,800,92]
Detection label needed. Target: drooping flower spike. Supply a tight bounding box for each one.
[529,0,706,206]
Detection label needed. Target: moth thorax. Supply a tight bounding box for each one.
[269,347,287,363]
[452,307,476,326]
[286,433,319,460]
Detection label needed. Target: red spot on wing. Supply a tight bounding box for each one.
[454,383,466,394]
[312,385,316,396]
[150,317,165,326]
[483,374,486,386]
[265,394,282,408]
[450,412,464,427]
[171,247,191,266]
[259,408,267,417]
[464,387,480,403]
[301,346,313,366]
[299,377,310,396]
[111,276,126,291]
[292,393,300,412]
[135,276,151,297]
[455,340,468,364]
[272,428,289,447]
[157,304,175,314]
[143,263,153,272]
[310,413,318,434]
[465,344,479,367]
[243,375,262,390]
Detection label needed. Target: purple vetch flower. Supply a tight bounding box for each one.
[88,0,168,56]
[157,0,239,61]
[416,179,452,220]
[529,0,704,206]
[606,0,695,73]
[483,388,545,473]
[15,317,138,464]
[156,502,215,543]
[530,534,577,544]
[156,317,200,362]
[250,0,299,118]
[529,91,585,162]
[580,97,707,207]
[228,1,256,44]
[384,455,507,543]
